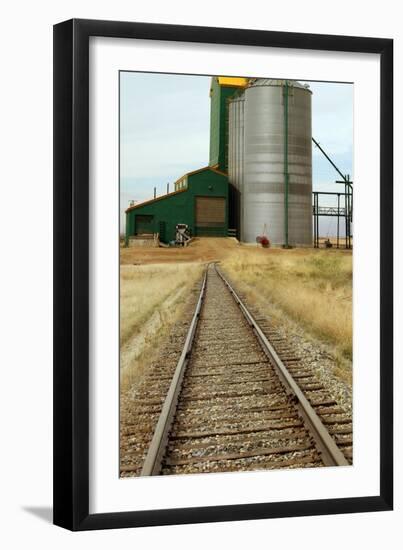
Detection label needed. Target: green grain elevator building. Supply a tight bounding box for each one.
[125,76,249,244]
[126,167,229,243]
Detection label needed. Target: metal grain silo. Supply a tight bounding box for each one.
[242,79,312,245]
[228,95,245,237]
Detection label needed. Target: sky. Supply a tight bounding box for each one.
[120,72,353,235]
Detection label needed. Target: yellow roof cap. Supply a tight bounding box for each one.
[217,77,249,87]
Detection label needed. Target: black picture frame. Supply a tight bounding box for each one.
[53,18,393,531]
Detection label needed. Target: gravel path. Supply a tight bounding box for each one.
[224,271,353,463]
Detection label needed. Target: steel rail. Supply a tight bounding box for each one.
[215,265,349,467]
[140,268,208,476]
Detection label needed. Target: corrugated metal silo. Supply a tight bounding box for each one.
[242,79,312,245]
[228,95,245,237]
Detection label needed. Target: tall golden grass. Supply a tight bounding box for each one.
[222,249,352,369]
[120,263,203,391]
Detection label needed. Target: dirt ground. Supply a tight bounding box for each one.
[120,237,351,265]
[318,237,353,248]
[120,237,243,265]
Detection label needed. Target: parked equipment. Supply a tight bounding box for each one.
[256,224,271,248]
[175,224,191,246]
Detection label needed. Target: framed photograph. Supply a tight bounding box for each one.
[53,19,393,530]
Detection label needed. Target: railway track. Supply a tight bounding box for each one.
[120,264,352,477]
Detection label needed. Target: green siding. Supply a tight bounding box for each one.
[194,226,227,237]
[135,215,154,234]
[125,206,135,243]
[209,78,221,168]
[126,169,229,243]
[209,79,238,172]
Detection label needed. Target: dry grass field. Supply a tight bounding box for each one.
[120,237,241,265]
[120,262,203,391]
[120,238,352,390]
[222,247,352,381]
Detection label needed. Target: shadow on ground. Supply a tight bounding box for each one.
[22,506,53,524]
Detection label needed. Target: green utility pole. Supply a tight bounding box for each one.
[283,81,290,248]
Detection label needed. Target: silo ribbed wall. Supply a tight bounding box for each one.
[241,80,312,245]
[228,96,245,237]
